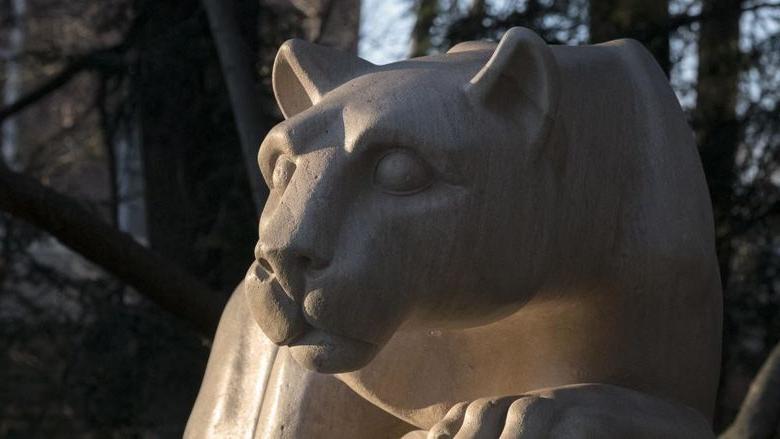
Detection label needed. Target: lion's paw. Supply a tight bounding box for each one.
[416,384,715,439]
[425,395,555,438]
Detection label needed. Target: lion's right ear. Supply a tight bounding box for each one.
[272,40,374,119]
[465,27,560,123]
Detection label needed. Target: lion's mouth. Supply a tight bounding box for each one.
[244,261,377,350]
[244,261,306,344]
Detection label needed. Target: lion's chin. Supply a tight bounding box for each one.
[288,328,380,374]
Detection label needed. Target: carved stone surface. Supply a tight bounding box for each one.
[186,27,722,438]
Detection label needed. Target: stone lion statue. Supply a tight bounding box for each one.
[185,27,723,438]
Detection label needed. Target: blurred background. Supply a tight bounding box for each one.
[0,0,777,437]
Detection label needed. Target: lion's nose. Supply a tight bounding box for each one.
[256,152,337,294]
[256,240,330,299]
[256,239,329,271]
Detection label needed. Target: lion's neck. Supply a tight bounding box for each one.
[339,271,720,429]
[335,290,599,428]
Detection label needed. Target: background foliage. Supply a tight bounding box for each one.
[0,0,777,436]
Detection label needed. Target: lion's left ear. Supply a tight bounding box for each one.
[465,27,559,121]
[272,39,374,119]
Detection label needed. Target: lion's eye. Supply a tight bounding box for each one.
[374,149,432,195]
[271,155,296,190]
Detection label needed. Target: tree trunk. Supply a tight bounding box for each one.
[693,0,743,288]
[136,0,257,290]
[202,0,269,210]
[589,0,671,74]
[1,0,27,169]
[411,0,439,57]
[291,0,361,52]
[693,0,744,431]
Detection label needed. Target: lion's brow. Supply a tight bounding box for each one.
[343,127,368,154]
[271,107,351,155]
[266,122,325,156]
[343,123,398,154]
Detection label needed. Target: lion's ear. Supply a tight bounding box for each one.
[465,27,559,120]
[272,39,374,119]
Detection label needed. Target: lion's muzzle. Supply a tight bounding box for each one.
[244,261,306,345]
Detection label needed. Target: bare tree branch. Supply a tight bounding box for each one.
[720,343,780,439]
[670,1,780,30]
[0,47,125,124]
[0,161,225,337]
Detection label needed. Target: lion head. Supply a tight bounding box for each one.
[246,27,563,373]
[244,27,722,419]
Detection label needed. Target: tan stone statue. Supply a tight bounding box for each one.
[185,27,722,438]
